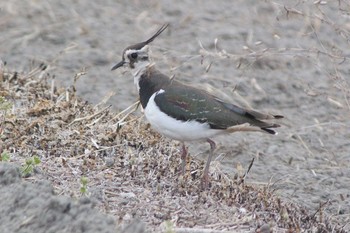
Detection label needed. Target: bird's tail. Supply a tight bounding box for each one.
[226,115,283,135]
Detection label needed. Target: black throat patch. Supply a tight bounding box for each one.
[138,69,171,109]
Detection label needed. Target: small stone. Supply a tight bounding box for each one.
[105,157,115,167]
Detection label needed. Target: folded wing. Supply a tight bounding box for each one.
[154,84,283,134]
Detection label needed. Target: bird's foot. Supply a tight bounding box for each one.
[200,173,210,189]
[180,143,187,175]
[200,139,216,190]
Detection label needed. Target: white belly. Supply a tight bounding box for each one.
[144,91,224,142]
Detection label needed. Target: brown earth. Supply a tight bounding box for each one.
[1,0,350,232]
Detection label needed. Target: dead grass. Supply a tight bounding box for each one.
[0,1,349,231]
[0,62,347,232]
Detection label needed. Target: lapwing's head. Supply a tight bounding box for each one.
[111,24,169,73]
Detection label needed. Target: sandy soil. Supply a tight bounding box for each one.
[0,163,117,233]
[1,0,350,232]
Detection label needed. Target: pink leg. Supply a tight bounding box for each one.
[201,139,216,189]
[180,142,187,174]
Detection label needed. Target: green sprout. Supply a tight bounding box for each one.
[80,177,88,195]
[0,96,12,111]
[164,221,175,233]
[0,150,10,162]
[21,155,41,177]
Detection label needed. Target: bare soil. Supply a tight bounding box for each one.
[1,0,349,232]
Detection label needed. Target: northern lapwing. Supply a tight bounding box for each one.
[111,24,283,188]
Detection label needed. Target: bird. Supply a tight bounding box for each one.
[111,24,283,188]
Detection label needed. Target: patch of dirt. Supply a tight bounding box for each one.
[1,0,350,232]
[0,163,117,233]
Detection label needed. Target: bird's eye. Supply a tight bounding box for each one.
[130,53,138,59]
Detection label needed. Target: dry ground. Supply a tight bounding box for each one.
[1,0,350,232]
[0,67,346,232]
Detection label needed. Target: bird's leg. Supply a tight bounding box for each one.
[180,142,187,174]
[201,139,216,189]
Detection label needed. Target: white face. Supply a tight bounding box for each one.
[123,45,151,91]
[124,45,150,70]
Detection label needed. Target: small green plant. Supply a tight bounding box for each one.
[80,176,88,195]
[0,150,10,162]
[163,221,175,233]
[0,96,12,111]
[0,96,13,139]
[21,155,41,176]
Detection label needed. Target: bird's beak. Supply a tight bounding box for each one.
[111,60,125,70]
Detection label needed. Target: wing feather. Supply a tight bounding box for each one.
[154,84,282,134]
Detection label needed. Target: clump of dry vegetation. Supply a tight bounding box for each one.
[0,62,347,232]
